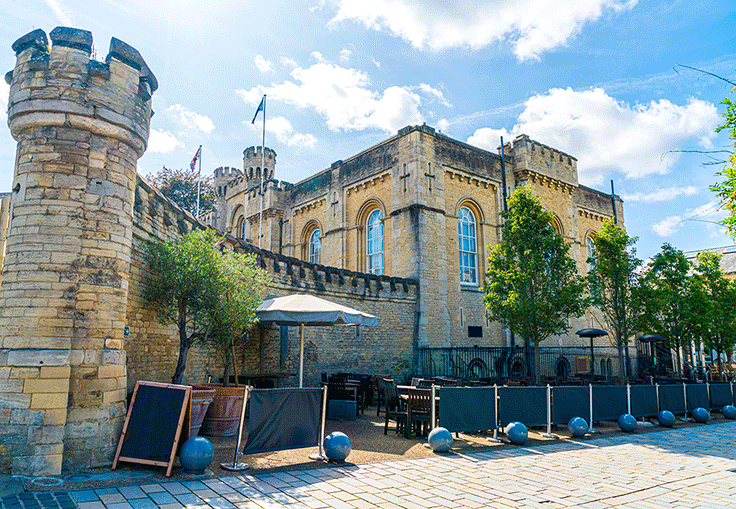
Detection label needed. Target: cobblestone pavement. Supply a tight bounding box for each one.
[3,422,736,509]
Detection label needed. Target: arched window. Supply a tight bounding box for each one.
[237,217,246,240]
[366,209,383,275]
[586,234,596,272]
[309,229,321,264]
[458,207,478,285]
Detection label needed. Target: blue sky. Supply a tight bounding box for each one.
[0,0,734,259]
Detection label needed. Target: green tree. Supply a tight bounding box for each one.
[149,166,215,216]
[710,89,736,240]
[688,251,736,376]
[587,220,643,379]
[144,229,269,385]
[638,244,693,376]
[204,248,269,386]
[483,187,589,384]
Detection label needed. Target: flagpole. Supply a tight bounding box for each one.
[258,95,266,249]
[196,145,202,218]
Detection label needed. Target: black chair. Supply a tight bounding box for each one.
[374,374,390,416]
[383,380,407,435]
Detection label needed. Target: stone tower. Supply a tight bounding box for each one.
[0,27,155,475]
[243,145,276,188]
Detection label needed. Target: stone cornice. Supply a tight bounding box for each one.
[345,169,391,196]
[444,167,498,191]
[515,169,575,195]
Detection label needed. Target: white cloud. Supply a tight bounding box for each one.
[45,0,73,25]
[372,59,381,68]
[236,62,427,133]
[652,200,726,237]
[167,104,215,134]
[415,84,451,107]
[311,51,325,62]
[263,116,317,148]
[339,48,352,62]
[147,129,183,154]
[652,215,682,237]
[280,56,299,68]
[622,186,699,203]
[254,55,273,73]
[327,0,637,61]
[468,88,719,185]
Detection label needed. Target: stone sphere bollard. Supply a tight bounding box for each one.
[722,405,736,420]
[617,413,638,432]
[567,417,588,438]
[427,427,453,453]
[692,407,710,423]
[180,436,214,473]
[324,432,351,462]
[506,421,528,445]
[657,410,676,427]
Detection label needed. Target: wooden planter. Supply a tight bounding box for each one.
[189,388,216,437]
[191,383,245,437]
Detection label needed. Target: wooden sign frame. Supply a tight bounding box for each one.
[112,381,191,477]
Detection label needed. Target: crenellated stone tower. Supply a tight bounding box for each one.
[0,27,156,475]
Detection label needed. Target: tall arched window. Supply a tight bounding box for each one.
[458,207,478,285]
[309,229,321,264]
[366,209,383,275]
[237,217,246,240]
[586,234,596,272]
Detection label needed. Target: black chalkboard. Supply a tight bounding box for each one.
[113,381,190,477]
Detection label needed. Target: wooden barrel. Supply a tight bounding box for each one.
[189,388,216,437]
[192,383,245,437]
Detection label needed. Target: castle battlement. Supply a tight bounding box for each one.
[6,27,156,156]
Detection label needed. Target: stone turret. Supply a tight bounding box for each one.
[0,27,155,475]
[243,145,276,188]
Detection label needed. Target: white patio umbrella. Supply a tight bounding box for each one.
[255,294,378,387]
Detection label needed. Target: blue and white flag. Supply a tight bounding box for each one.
[251,96,265,124]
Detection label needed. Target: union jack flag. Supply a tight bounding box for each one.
[190,146,201,172]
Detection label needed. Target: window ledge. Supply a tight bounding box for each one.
[460,285,483,293]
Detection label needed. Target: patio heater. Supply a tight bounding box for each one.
[575,328,608,377]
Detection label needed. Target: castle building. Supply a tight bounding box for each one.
[202,124,624,352]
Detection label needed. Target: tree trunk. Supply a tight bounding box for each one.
[618,345,626,382]
[534,341,541,386]
[172,305,191,385]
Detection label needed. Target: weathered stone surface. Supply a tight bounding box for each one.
[7,349,70,366]
[49,27,92,53]
[11,28,48,54]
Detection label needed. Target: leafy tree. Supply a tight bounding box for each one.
[587,220,643,379]
[688,251,736,376]
[144,229,269,385]
[204,248,269,386]
[710,90,736,239]
[638,244,694,376]
[149,166,215,216]
[484,187,589,384]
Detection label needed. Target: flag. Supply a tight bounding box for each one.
[190,146,201,172]
[251,96,265,124]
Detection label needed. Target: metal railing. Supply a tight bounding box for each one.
[417,346,619,381]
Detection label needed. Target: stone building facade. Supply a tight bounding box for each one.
[0,25,624,477]
[204,125,624,352]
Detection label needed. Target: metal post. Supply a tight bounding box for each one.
[309,386,329,461]
[627,383,631,415]
[682,382,690,421]
[543,384,557,438]
[431,385,436,432]
[299,324,305,388]
[588,384,598,433]
[656,383,660,413]
[220,386,250,471]
[489,384,501,442]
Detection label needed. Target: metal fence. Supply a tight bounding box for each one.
[417,346,619,381]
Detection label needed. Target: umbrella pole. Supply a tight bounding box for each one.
[220,385,250,471]
[299,323,305,388]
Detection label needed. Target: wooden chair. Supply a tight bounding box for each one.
[418,379,434,387]
[383,380,407,435]
[407,387,433,438]
[374,375,390,416]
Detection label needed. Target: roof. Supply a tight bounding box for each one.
[683,245,736,275]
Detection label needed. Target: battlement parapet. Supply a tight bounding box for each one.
[243,145,276,182]
[507,134,578,186]
[6,26,156,156]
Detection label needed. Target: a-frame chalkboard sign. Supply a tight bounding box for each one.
[113,381,191,477]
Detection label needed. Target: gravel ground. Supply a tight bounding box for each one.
[19,405,720,492]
